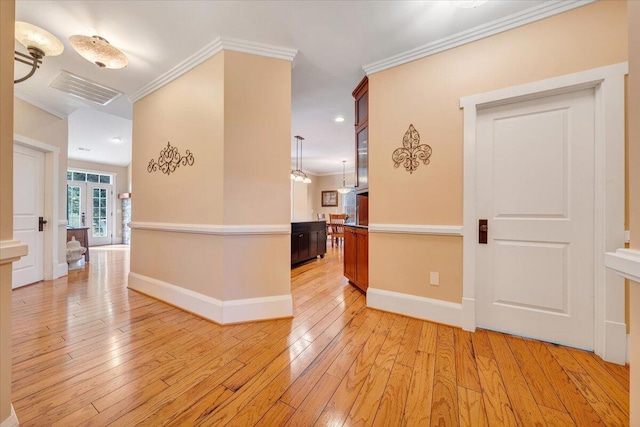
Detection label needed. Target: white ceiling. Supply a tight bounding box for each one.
[15,0,549,175]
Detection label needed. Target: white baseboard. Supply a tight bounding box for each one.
[0,405,18,427]
[627,334,630,365]
[128,272,292,324]
[602,320,627,365]
[367,288,462,327]
[55,262,68,279]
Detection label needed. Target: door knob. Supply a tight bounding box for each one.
[479,219,488,244]
[38,216,48,232]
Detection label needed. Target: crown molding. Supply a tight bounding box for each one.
[14,90,68,119]
[129,37,297,103]
[363,0,597,75]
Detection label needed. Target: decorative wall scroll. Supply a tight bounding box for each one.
[147,141,195,175]
[392,124,432,174]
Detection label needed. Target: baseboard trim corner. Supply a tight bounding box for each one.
[0,405,19,427]
[602,320,627,365]
[367,287,462,327]
[55,262,68,279]
[127,272,292,324]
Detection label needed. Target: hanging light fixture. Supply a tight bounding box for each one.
[337,160,351,194]
[69,35,128,69]
[14,22,64,84]
[290,135,312,184]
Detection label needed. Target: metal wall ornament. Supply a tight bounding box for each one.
[392,124,432,174]
[147,141,195,175]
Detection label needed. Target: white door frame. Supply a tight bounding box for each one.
[14,133,67,280]
[460,62,628,364]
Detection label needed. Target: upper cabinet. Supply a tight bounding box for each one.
[352,76,368,191]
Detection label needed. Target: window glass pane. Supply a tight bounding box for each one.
[93,188,100,197]
[87,174,99,183]
[100,175,111,184]
[67,171,72,180]
[67,185,81,228]
[93,198,99,208]
[73,172,86,182]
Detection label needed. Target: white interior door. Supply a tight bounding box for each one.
[476,88,595,350]
[13,144,45,288]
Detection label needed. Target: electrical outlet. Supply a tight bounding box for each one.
[430,272,439,286]
[625,230,631,244]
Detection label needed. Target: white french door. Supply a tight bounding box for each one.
[475,88,596,350]
[67,181,113,246]
[13,144,45,288]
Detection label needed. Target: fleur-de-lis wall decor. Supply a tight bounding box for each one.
[147,141,195,175]
[392,124,432,174]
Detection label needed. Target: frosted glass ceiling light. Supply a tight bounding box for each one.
[337,160,351,194]
[290,135,312,184]
[69,35,128,69]
[14,22,64,84]
[450,0,488,8]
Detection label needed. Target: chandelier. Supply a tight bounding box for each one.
[14,22,64,84]
[290,135,312,184]
[337,160,350,194]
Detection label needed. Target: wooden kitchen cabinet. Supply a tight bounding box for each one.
[344,225,368,292]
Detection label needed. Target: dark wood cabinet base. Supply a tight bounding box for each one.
[291,221,327,266]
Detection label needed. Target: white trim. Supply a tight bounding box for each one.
[128,272,292,324]
[605,248,640,283]
[14,134,65,280]
[460,62,628,364]
[603,320,627,365]
[368,224,463,236]
[0,240,28,265]
[58,220,67,227]
[15,89,67,119]
[363,0,596,75]
[129,36,297,103]
[628,334,631,365]
[0,405,18,427]
[367,288,462,327]
[55,262,68,278]
[129,221,290,236]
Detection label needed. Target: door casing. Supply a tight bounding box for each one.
[460,62,628,364]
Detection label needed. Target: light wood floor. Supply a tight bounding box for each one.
[12,245,629,426]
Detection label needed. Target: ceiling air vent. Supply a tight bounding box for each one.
[50,70,122,106]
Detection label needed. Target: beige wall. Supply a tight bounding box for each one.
[312,173,351,219]
[627,1,639,425]
[131,50,291,306]
[67,159,129,242]
[0,1,14,423]
[369,0,628,303]
[14,97,69,264]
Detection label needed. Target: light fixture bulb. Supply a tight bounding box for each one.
[450,0,488,8]
[295,175,304,182]
[69,35,128,69]
[337,160,351,194]
[303,177,312,184]
[334,117,345,123]
[290,172,296,180]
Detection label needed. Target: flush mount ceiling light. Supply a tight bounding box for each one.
[69,35,128,69]
[14,22,64,84]
[337,160,351,194]
[334,116,345,123]
[450,0,488,8]
[290,135,312,184]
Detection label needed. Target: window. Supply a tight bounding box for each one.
[67,170,112,185]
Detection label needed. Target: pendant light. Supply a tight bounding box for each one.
[290,135,312,184]
[337,160,351,194]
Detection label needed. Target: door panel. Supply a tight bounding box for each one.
[87,183,112,246]
[13,144,45,288]
[476,88,595,350]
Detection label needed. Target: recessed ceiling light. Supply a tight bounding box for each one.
[78,147,91,151]
[334,116,345,123]
[111,137,122,143]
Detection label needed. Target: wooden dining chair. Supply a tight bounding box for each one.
[329,213,347,247]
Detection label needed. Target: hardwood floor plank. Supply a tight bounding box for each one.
[471,329,494,360]
[539,405,577,426]
[396,318,423,368]
[430,325,459,427]
[283,374,341,426]
[458,386,488,427]
[402,350,436,427]
[486,331,545,426]
[525,339,605,426]
[503,335,565,412]
[475,355,518,427]
[417,321,438,354]
[566,370,629,426]
[454,328,481,392]
[372,362,412,427]
[254,401,295,427]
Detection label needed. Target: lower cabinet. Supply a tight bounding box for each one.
[344,226,368,292]
[291,221,327,265]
